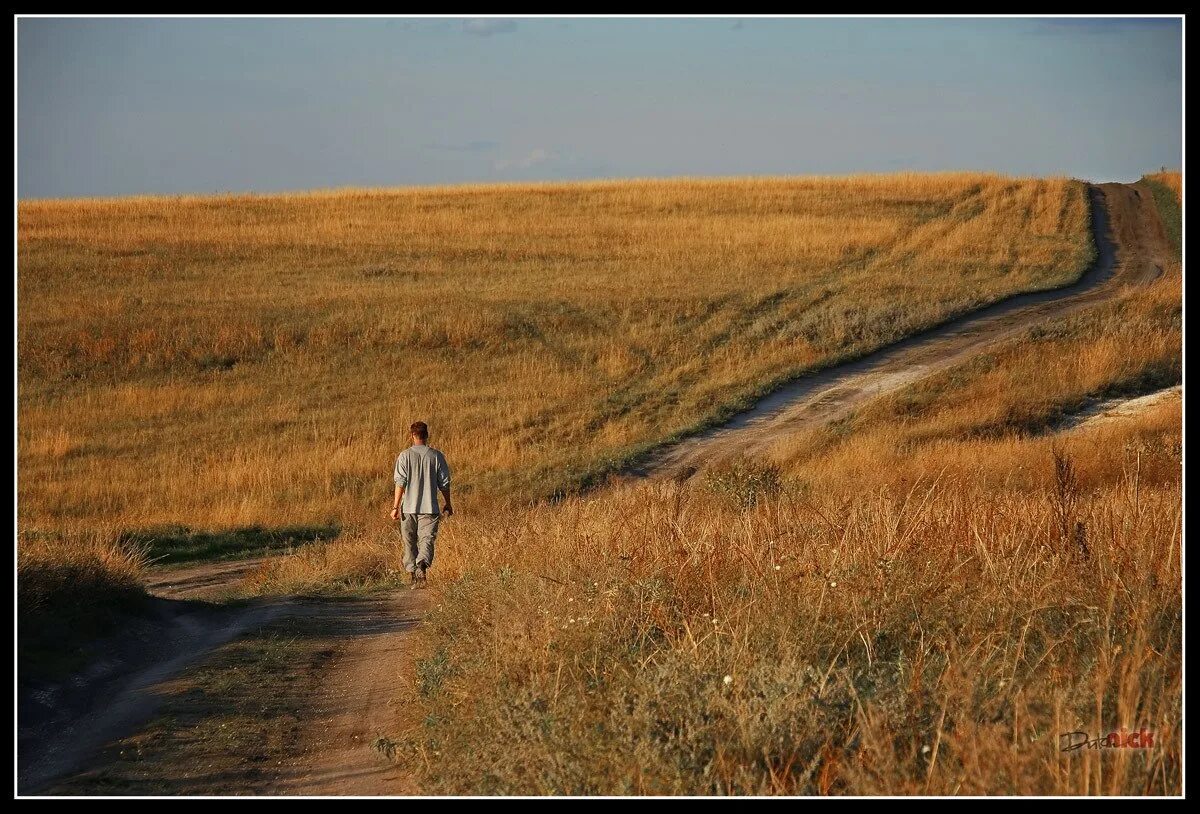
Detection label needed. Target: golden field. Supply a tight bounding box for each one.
[18,173,1181,795]
[240,179,1180,794]
[19,174,1091,531]
[250,265,1182,794]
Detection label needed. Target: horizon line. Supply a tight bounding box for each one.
[17,168,1171,205]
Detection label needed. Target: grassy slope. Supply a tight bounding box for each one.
[19,174,1091,533]
[25,173,1181,795]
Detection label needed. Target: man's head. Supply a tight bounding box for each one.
[410,421,429,445]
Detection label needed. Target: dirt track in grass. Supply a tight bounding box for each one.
[627,183,1171,480]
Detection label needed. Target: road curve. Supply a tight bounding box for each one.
[627,183,1171,480]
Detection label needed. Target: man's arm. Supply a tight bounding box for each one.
[438,452,453,515]
[391,452,408,521]
[391,485,405,521]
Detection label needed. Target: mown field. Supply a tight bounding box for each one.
[19,172,1181,795]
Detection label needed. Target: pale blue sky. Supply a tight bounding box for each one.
[17,16,1183,199]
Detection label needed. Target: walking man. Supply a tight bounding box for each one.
[390,421,452,589]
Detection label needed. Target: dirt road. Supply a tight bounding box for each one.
[21,557,426,796]
[268,592,426,795]
[19,595,296,793]
[144,556,280,600]
[628,183,1173,479]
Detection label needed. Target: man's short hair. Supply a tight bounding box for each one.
[410,421,429,441]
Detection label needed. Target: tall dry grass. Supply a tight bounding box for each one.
[400,476,1179,794]
[1144,171,1182,202]
[243,258,1181,794]
[19,174,1091,531]
[280,389,1175,794]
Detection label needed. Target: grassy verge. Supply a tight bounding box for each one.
[390,452,1180,793]
[236,537,421,598]
[1140,172,1181,255]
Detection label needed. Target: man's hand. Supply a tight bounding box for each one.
[390,506,400,521]
[442,502,454,517]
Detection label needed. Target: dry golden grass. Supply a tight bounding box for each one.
[18,529,146,610]
[402,478,1179,794]
[23,173,1181,795]
[243,259,1181,794]
[1145,171,1182,202]
[256,409,1180,793]
[19,174,1090,531]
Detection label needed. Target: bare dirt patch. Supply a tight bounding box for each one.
[1058,385,1182,433]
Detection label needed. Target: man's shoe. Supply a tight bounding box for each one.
[409,570,420,590]
[416,562,428,588]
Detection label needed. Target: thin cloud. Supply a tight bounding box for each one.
[730,20,745,31]
[494,148,552,171]
[424,140,500,153]
[492,148,612,178]
[462,18,518,37]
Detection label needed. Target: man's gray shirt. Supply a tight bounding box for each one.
[394,444,451,515]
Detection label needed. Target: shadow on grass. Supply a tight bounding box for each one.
[120,524,341,566]
[19,563,154,685]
